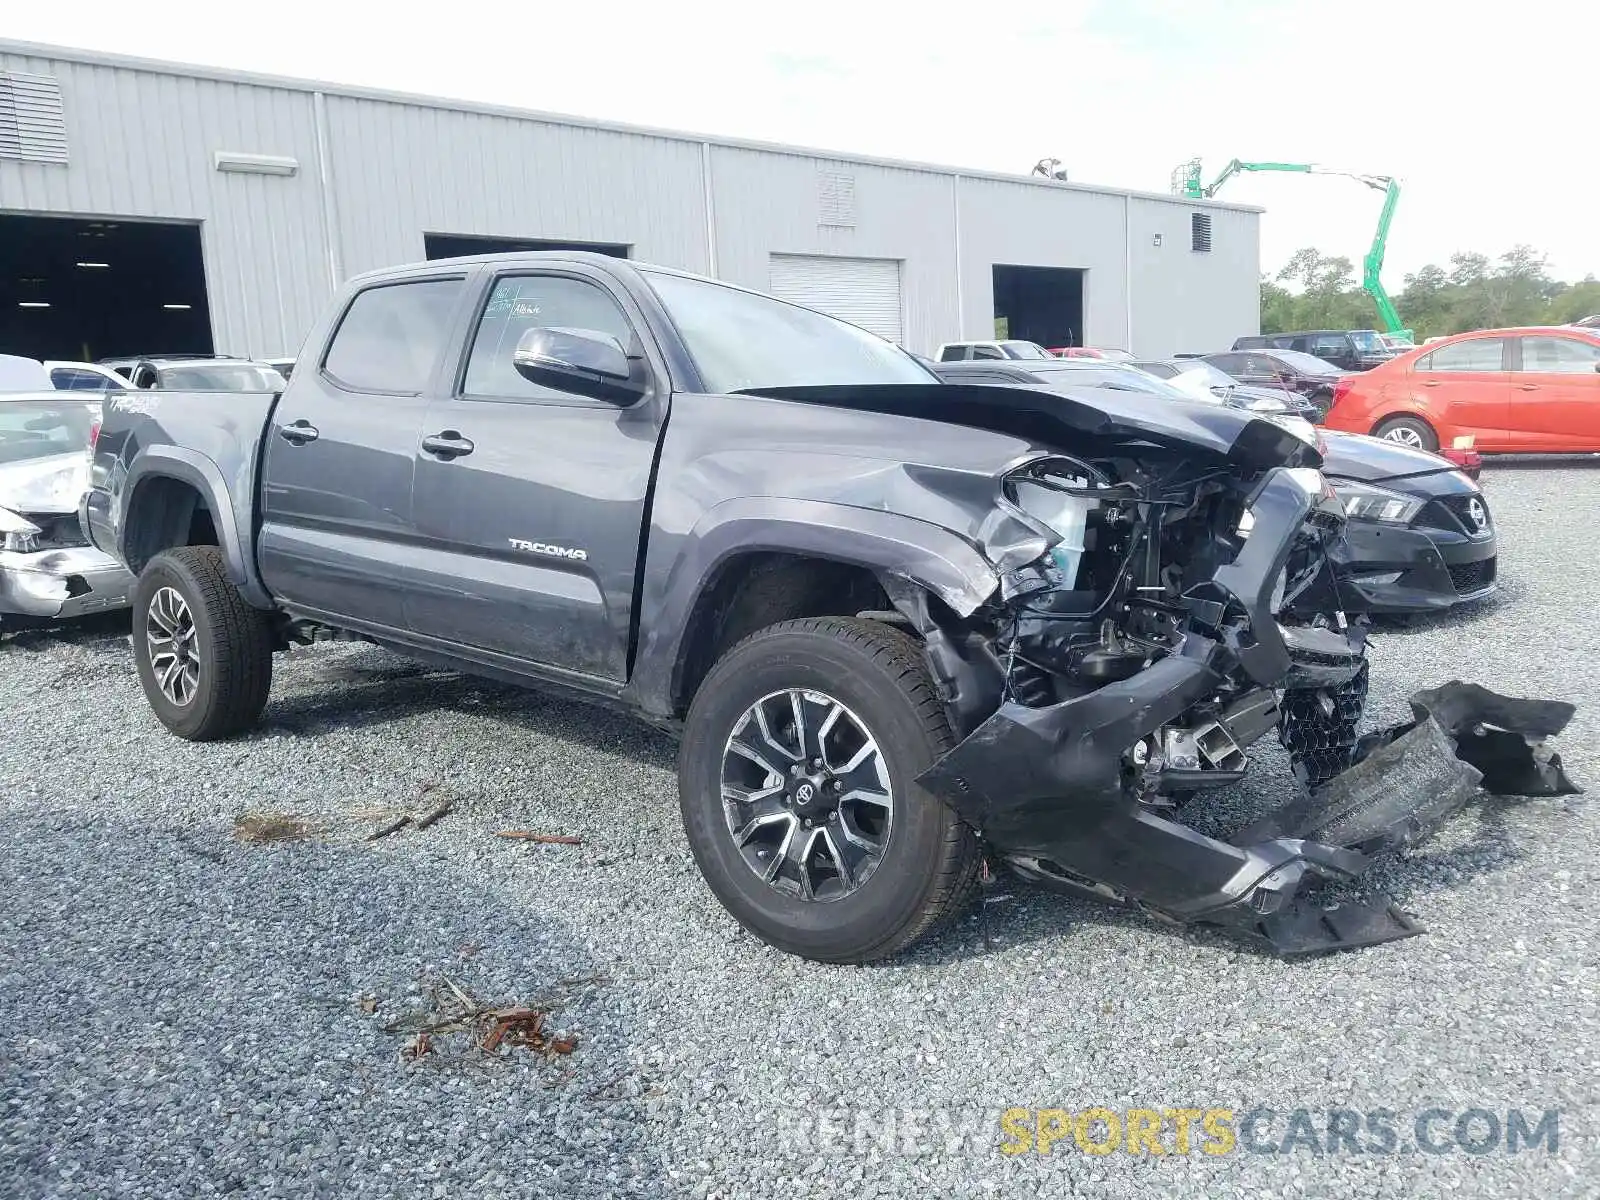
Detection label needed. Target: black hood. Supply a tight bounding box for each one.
[744,382,1323,472]
[1319,430,1459,483]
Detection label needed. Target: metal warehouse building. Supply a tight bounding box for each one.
[0,40,1262,364]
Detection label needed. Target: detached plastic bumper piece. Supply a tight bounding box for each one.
[921,678,1580,957]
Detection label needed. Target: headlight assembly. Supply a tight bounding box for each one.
[1331,479,1423,524]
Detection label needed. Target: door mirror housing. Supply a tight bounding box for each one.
[512,327,645,404]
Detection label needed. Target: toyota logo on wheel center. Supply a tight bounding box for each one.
[794,783,816,803]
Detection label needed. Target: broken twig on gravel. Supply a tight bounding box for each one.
[366,815,413,841]
[494,831,583,845]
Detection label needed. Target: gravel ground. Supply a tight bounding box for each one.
[3,462,1597,1198]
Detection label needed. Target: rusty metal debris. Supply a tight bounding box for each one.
[385,973,580,1063]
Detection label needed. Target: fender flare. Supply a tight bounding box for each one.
[629,496,1002,718]
[123,447,273,609]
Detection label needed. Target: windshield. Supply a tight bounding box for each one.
[1031,364,1191,398]
[1347,330,1386,353]
[156,363,288,391]
[644,271,934,391]
[1269,349,1342,374]
[1001,341,1054,360]
[1172,362,1238,392]
[0,399,98,467]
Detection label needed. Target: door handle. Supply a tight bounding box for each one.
[1421,381,1442,387]
[421,431,475,458]
[279,420,319,444]
[1518,384,1540,391]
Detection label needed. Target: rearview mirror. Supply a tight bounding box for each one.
[512,327,645,404]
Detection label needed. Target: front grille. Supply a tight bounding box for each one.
[1423,493,1492,537]
[1448,557,1497,594]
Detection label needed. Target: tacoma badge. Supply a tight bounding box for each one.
[509,538,588,561]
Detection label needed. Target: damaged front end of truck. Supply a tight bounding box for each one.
[841,384,1579,955]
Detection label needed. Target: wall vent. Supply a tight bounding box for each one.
[818,171,856,227]
[1190,211,1213,253]
[0,71,68,164]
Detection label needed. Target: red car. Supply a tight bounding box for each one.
[1323,326,1600,452]
[1049,347,1134,361]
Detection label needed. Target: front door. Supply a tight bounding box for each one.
[257,274,470,628]
[1408,336,1512,449]
[1507,334,1600,451]
[407,267,666,682]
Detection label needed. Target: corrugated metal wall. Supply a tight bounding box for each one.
[0,43,1262,361]
[708,147,959,351]
[321,95,710,279]
[1126,198,1262,357]
[0,48,333,357]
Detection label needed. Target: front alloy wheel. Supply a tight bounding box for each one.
[145,585,201,706]
[722,688,892,901]
[679,617,982,964]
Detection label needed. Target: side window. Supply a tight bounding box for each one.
[938,346,967,361]
[1519,336,1600,374]
[1424,339,1506,372]
[1208,353,1244,374]
[971,345,1004,360]
[462,275,637,401]
[323,278,464,394]
[132,364,159,389]
[1310,335,1346,358]
[1286,337,1309,352]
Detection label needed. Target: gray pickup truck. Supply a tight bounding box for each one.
[85,252,1569,963]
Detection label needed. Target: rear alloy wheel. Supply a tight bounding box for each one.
[131,546,274,741]
[679,617,981,963]
[1374,415,1438,453]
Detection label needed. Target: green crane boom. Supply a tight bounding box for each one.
[1176,158,1409,338]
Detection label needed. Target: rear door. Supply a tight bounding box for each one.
[407,265,667,682]
[1408,336,1513,448]
[257,273,469,628]
[1507,334,1600,450]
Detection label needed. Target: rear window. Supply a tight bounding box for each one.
[157,364,287,392]
[323,279,464,394]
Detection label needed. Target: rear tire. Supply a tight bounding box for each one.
[1373,415,1438,453]
[679,617,981,963]
[131,546,273,741]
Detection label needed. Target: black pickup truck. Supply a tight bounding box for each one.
[85,252,1570,963]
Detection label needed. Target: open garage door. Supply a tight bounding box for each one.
[424,233,629,260]
[769,254,903,343]
[992,264,1085,350]
[0,214,212,362]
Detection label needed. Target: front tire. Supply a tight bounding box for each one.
[1373,415,1438,453]
[679,617,981,963]
[131,546,273,740]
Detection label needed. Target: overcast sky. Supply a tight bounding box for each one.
[9,0,1596,284]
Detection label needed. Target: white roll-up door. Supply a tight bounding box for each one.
[768,254,903,343]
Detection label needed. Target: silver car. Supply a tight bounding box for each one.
[1,385,134,629]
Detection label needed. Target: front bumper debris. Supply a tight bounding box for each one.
[0,543,134,622]
[922,678,1579,956]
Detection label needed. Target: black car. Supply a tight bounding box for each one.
[1232,330,1395,372]
[933,359,1496,614]
[1203,350,1348,414]
[1318,431,1497,614]
[1130,358,1320,419]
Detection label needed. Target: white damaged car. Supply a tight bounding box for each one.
[1,355,133,631]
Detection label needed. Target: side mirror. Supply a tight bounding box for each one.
[512,327,645,405]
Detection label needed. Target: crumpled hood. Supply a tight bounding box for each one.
[0,452,90,515]
[1319,430,1458,483]
[743,382,1323,472]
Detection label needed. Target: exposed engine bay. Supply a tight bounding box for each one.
[873,415,1579,955]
